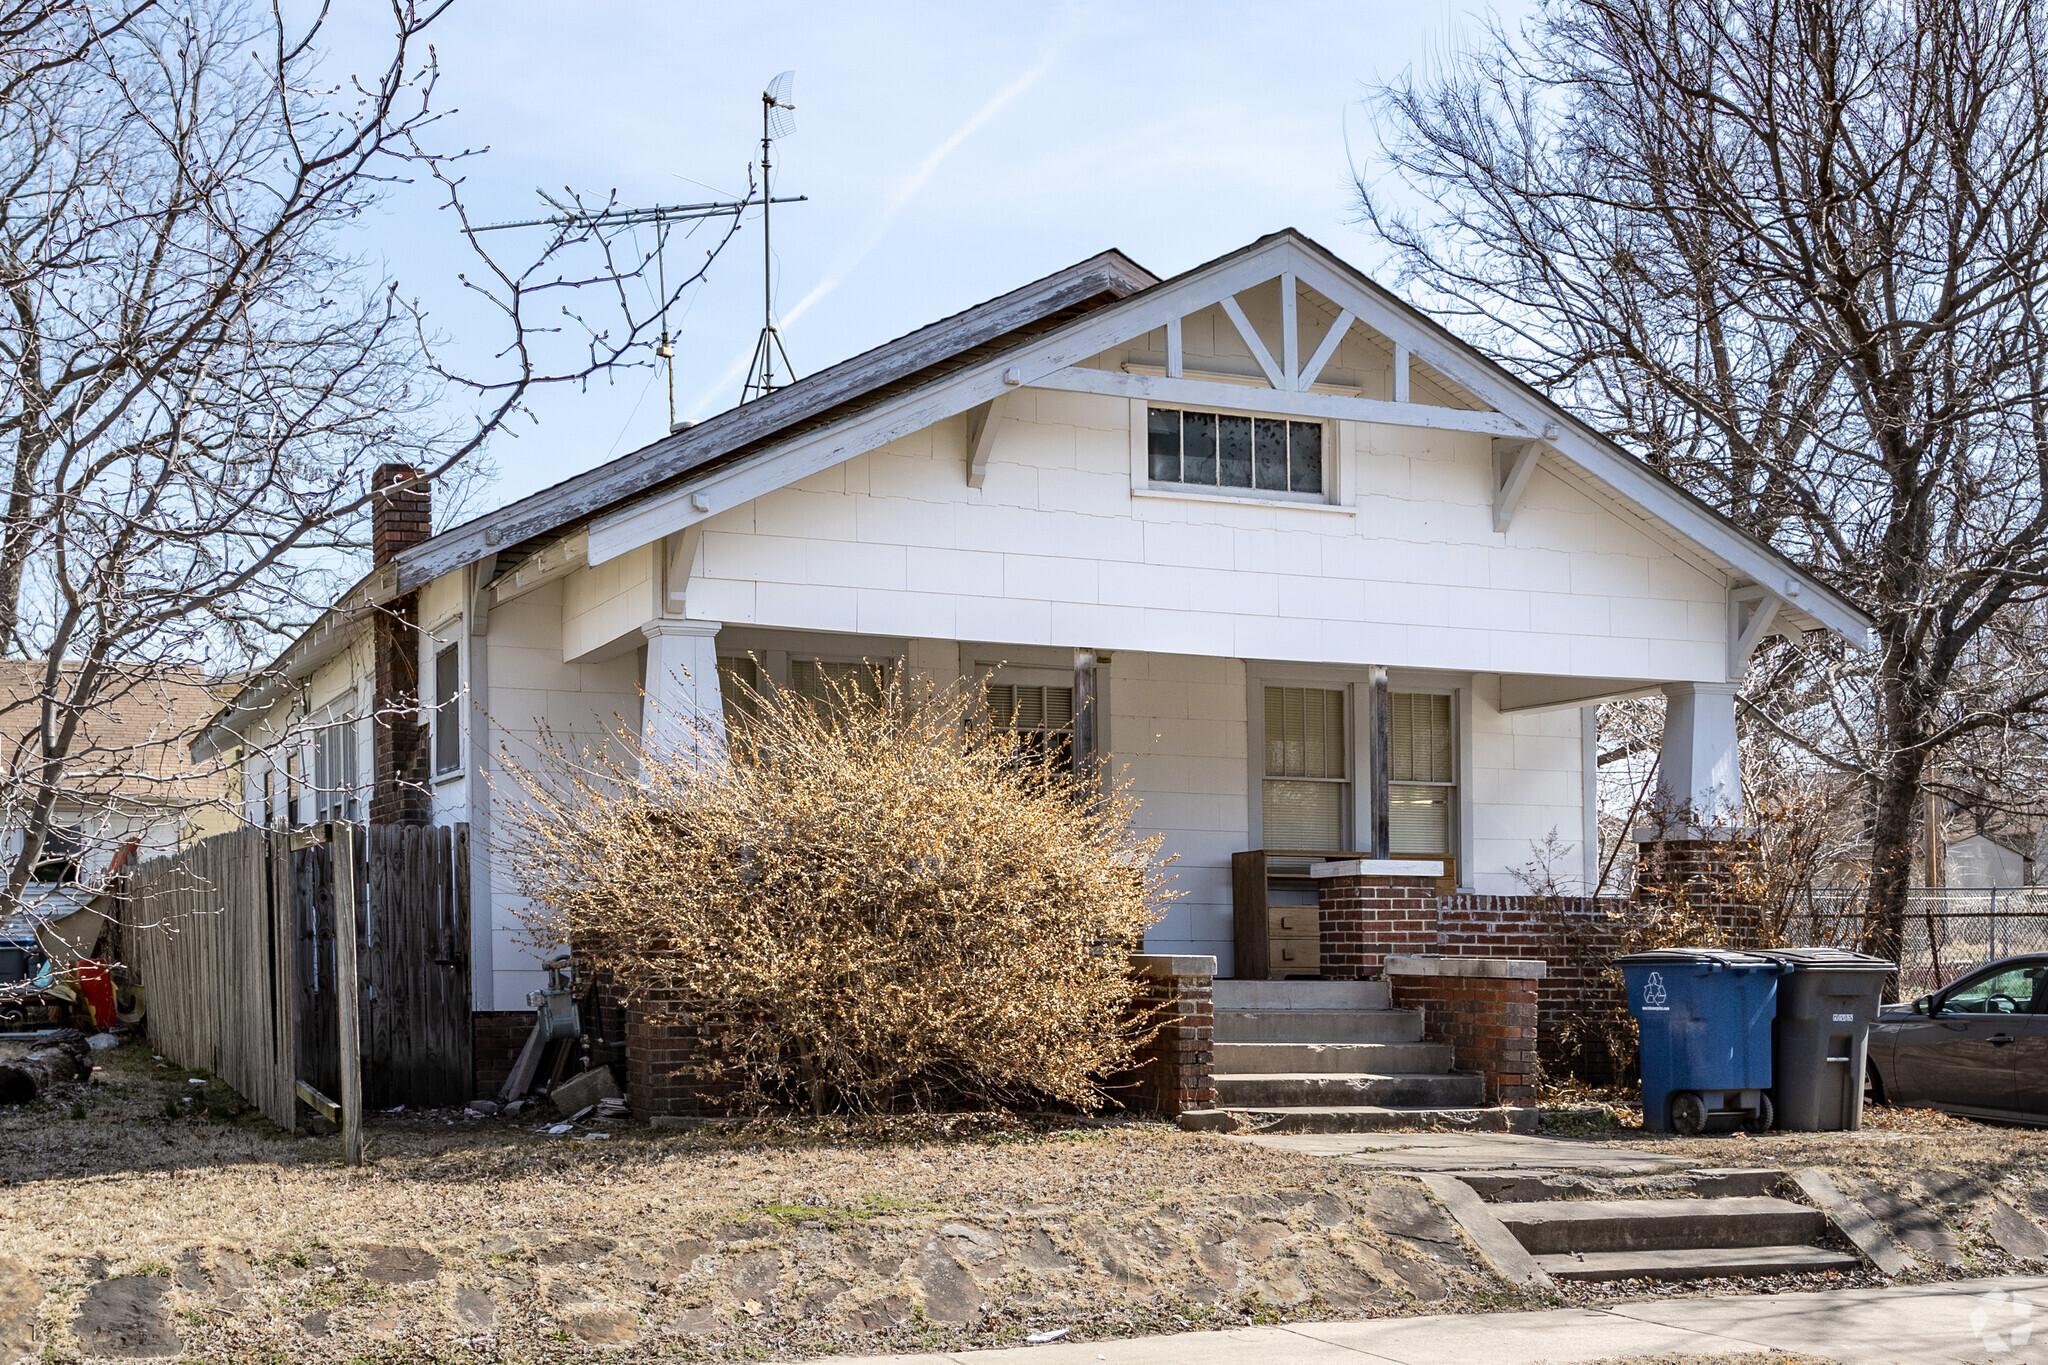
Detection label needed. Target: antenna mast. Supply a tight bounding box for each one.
[477,191,803,431]
[743,71,799,403]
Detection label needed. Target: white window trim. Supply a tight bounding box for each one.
[424,616,465,785]
[1126,398,1349,510]
[1244,663,1469,878]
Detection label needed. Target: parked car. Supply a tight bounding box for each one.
[1867,953,2048,1125]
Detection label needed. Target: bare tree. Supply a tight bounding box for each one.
[0,0,740,913]
[1360,0,2048,961]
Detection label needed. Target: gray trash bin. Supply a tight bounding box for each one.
[1756,948,1894,1131]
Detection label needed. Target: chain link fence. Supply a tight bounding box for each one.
[1794,887,2048,995]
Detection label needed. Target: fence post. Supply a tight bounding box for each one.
[333,822,363,1167]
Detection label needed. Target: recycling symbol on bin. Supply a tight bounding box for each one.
[1643,972,1668,1008]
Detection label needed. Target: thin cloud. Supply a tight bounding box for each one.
[690,47,1060,415]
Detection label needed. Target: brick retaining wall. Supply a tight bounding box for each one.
[1117,954,1217,1117]
[1385,955,1542,1104]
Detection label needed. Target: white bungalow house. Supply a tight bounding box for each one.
[196,229,1868,1013]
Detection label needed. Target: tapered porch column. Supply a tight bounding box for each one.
[1653,681,1741,827]
[641,620,724,762]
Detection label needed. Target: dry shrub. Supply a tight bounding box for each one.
[501,669,1175,1115]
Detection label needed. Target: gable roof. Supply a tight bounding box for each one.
[204,228,1873,753]
[402,228,1865,640]
[393,248,1159,594]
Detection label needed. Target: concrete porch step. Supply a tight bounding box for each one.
[1495,1197,1828,1256]
[1212,1009,1424,1045]
[1534,1244,1860,1282]
[1215,1071,1485,1108]
[1212,1041,1455,1075]
[1200,1104,1538,1134]
[1213,980,1392,1011]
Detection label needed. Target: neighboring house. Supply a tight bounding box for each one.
[194,229,1869,1010]
[1944,832,2034,889]
[0,664,235,966]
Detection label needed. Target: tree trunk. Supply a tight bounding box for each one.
[0,1028,91,1104]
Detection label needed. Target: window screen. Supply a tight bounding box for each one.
[1388,692,1454,856]
[1148,408,1324,495]
[1262,686,1347,850]
[433,644,461,776]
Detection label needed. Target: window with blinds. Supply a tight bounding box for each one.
[789,658,891,711]
[987,681,1075,767]
[1262,686,1347,850]
[717,655,760,726]
[1389,691,1454,855]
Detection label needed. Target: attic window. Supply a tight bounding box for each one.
[1148,407,1323,496]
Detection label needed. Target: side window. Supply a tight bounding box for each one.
[432,644,462,777]
[31,826,82,884]
[1941,966,2043,1015]
[312,710,360,823]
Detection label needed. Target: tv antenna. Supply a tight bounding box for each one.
[742,70,799,403]
[477,187,806,430]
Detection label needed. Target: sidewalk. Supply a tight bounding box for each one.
[821,1274,2048,1365]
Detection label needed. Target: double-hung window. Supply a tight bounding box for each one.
[1148,407,1324,497]
[312,709,360,823]
[432,643,462,778]
[1261,686,1347,850]
[1388,692,1455,856]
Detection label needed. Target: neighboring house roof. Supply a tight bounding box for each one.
[0,663,232,809]
[197,227,1873,751]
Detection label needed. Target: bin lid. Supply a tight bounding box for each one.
[1612,948,1782,969]
[1750,947,1896,971]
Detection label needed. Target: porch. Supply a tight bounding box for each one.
[630,624,1743,980]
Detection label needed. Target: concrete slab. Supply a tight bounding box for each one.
[1288,1307,1722,1363]
[825,1274,2048,1365]
[1611,1274,2048,1364]
[1233,1129,1692,1174]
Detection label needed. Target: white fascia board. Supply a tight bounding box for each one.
[587,244,1314,565]
[1033,367,1529,437]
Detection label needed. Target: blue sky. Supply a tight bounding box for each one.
[330,2,1516,512]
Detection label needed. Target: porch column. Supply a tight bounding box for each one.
[1653,681,1741,828]
[641,620,724,762]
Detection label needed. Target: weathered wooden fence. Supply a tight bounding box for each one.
[127,827,296,1125]
[127,822,472,1125]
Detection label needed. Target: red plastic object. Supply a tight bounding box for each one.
[73,959,115,1030]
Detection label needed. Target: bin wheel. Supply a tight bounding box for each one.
[1745,1092,1775,1133]
[1670,1091,1709,1135]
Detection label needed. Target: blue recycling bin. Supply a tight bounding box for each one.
[1616,948,1786,1134]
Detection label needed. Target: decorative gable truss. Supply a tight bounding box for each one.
[581,232,1867,656]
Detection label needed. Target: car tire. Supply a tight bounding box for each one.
[1865,1061,1887,1107]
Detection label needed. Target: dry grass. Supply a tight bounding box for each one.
[1,1039,1516,1361]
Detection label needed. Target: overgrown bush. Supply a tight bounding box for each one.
[501,669,1175,1114]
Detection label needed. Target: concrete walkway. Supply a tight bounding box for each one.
[1231,1130,1695,1174]
[821,1275,2048,1364]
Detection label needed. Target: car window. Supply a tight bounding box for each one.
[1941,966,2045,1015]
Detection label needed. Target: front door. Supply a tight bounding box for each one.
[1891,965,2037,1114]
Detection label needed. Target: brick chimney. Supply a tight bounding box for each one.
[370,464,431,824]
